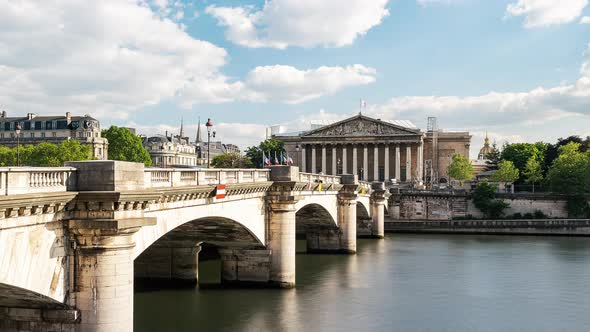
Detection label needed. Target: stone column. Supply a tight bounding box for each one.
[384,145,390,182]
[373,144,379,182]
[363,144,368,181]
[321,144,327,174]
[311,145,316,174]
[267,166,300,288]
[395,145,401,182]
[406,145,412,182]
[417,142,424,184]
[301,144,306,173]
[70,217,155,332]
[370,182,388,239]
[342,145,348,174]
[352,145,358,177]
[332,145,337,175]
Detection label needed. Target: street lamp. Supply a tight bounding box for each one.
[15,123,21,167]
[337,158,341,175]
[205,118,215,168]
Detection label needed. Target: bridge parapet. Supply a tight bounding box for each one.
[0,167,76,196]
[298,172,341,184]
[144,168,270,188]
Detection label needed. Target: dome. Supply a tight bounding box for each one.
[478,132,493,160]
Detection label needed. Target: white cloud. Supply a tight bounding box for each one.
[205,0,390,49]
[244,65,377,104]
[506,0,588,28]
[581,16,590,24]
[0,1,375,119]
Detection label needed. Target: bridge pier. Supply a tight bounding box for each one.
[370,182,388,239]
[69,218,154,332]
[219,249,272,286]
[135,244,202,285]
[305,175,358,254]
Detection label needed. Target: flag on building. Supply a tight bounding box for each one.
[280,152,286,165]
[286,153,293,166]
[274,151,280,165]
[263,152,271,166]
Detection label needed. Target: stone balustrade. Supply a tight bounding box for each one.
[298,172,341,184]
[0,167,77,195]
[144,168,271,188]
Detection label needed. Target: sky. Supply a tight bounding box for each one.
[1,0,590,158]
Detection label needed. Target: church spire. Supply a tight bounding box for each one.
[196,116,202,143]
[180,117,185,138]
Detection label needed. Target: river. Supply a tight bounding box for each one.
[135,234,590,331]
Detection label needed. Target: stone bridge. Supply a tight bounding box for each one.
[0,161,388,331]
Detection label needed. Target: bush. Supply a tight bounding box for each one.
[523,213,534,219]
[511,213,523,219]
[472,181,510,219]
[534,210,547,219]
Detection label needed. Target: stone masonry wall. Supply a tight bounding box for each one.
[394,193,570,220]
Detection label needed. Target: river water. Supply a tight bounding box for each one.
[135,235,590,331]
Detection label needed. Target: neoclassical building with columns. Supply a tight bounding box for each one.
[274,114,471,185]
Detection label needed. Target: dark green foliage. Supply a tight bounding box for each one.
[501,142,547,183]
[102,126,152,166]
[523,213,534,219]
[245,139,284,168]
[534,210,546,219]
[472,181,509,219]
[211,153,254,168]
[511,213,523,219]
[486,142,502,170]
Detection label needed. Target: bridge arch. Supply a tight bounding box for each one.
[0,283,68,309]
[134,197,267,259]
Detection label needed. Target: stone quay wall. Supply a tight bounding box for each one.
[391,192,572,221]
[385,219,590,236]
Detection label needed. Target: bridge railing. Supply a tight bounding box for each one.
[0,167,77,196]
[298,172,341,184]
[144,168,271,188]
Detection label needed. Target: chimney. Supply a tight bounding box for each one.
[0,111,5,118]
[66,112,72,124]
[27,113,36,120]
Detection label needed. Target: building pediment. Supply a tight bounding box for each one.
[302,115,421,138]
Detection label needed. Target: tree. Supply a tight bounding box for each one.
[523,155,543,192]
[472,181,509,219]
[485,142,502,170]
[501,143,546,182]
[0,140,91,167]
[245,139,285,168]
[447,153,474,185]
[211,153,254,168]
[102,126,152,166]
[546,142,590,217]
[545,136,590,173]
[492,160,519,192]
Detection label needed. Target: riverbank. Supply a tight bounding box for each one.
[385,219,590,236]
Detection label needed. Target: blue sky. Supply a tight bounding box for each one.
[1,0,590,156]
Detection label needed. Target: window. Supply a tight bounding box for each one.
[41,133,45,138]
[56,120,68,129]
[24,122,31,130]
[87,132,91,137]
[0,133,3,139]
[4,122,10,131]
[52,132,57,137]
[79,132,84,138]
[30,133,35,138]
[46,121,53,129]
[34,121,42,130]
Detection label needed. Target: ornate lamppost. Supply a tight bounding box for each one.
[15,123,21,167]
[205,118,215,168]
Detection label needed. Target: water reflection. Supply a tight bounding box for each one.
[136,235,590,332]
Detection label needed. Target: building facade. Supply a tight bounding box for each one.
[143,133,197,168]
[274,114,471,185]
[0,111,108,159]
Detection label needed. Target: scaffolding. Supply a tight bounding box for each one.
[426,117,439,186]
